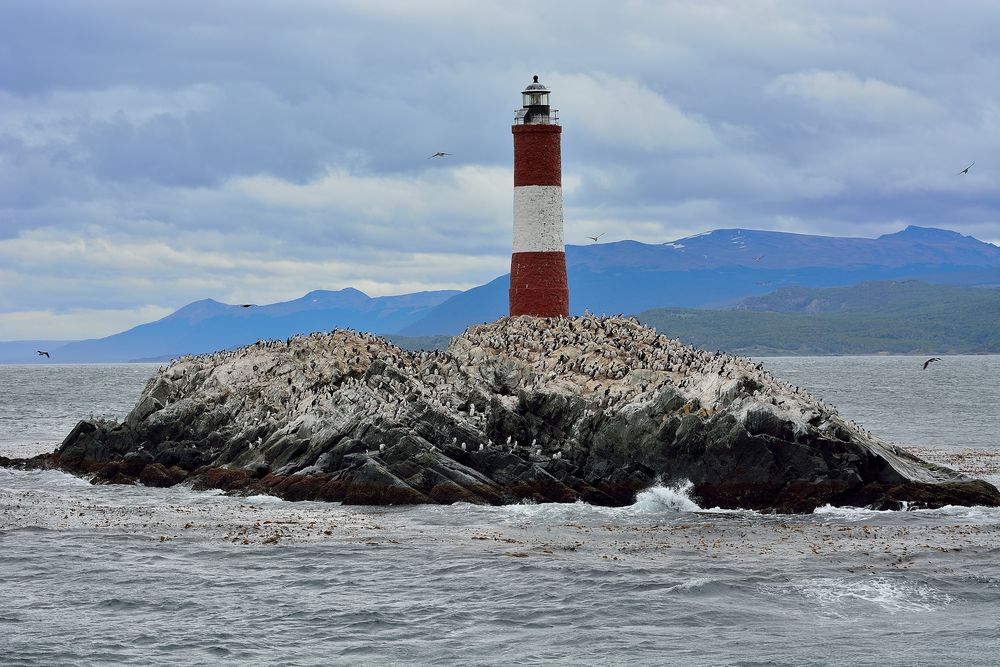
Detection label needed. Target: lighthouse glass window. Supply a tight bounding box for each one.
[524,92,549,106]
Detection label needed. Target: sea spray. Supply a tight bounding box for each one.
[632,480,702,513]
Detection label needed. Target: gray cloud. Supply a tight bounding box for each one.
[0,0,997,338]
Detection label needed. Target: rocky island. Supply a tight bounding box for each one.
[10,315,1000,512]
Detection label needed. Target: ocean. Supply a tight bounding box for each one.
[2,357,999,666]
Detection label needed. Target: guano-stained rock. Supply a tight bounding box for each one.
[29,315,1000,512]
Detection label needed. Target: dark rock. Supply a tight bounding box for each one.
[139,463,187,488]
[91,462,136,486]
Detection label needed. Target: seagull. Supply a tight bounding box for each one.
[957,162,975,175]
[922,357,942,370]
[753,255,765,262]
[427,152,452,159]
[587,233,606,243]
[36,350,50,358]
[240,304,254,308]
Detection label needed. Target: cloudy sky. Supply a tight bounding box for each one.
[1,1,997,339]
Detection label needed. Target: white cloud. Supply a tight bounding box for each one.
[230,164,509,225]
[0,222,510,331]
[766,70,939,123]
[0,305,173,340]
[556,72,718,152]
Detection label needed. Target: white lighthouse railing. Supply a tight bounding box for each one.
[513,109,560,125]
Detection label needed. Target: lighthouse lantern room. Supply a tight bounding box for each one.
[510,75,568,318]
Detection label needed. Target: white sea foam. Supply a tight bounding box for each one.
[814,502,1000,522]
[813,503,906,520]
[492,498,603,523]
[665,577,714,592]
[470,481,705,521]
[0,467,92,488]
[243,494,286,505]
[779,576,952,614]
[907,504,1000,523]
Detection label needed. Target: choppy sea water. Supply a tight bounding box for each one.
[761,355,1000,454]
[2,357,999,666]
[0,364,158,459]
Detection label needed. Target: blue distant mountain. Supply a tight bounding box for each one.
[399,226,1000,334]
[31,289,458,363]
[6,226,999,362]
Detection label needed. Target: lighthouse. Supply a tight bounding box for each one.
[510,75,569,318]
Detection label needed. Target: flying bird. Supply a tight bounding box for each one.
[922,357,942,370]
[427,152,452,159]
[36,350,50,358]
[753,255,765,262]
[957,162,975,175]
[587,233,606,243]
[240,304,254,308]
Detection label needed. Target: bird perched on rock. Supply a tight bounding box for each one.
[923,357,942,370]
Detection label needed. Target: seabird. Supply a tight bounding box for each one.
[36,350,50,358]
[957,162,974,175]
[753,255,765,262]
[922,357,942,370]
[240,304,254,308]
[587,233,606,243]
[427,152,452,159]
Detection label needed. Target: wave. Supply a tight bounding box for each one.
[814,502,1000,522]
[772,576,953,614]
[447,480,759,522]
[813,503,907,520]
[631,480,703,513]
[0,467,92,488]
[242,493,287,505]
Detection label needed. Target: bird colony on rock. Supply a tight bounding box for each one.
[32,316,1000,512]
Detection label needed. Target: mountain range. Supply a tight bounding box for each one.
[636,280,1000,355]
[7,289,457,363]
[3,225,998,362]
[398,225,1000,335]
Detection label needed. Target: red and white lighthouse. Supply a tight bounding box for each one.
[510,75,569,318]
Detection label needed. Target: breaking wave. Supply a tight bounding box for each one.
[631,480,703,513]
[772,576,953,614]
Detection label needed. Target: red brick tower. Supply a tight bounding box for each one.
[510,75,569,317]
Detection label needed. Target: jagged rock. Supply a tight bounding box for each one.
[37,315,1000,512]
[125,396,164,429]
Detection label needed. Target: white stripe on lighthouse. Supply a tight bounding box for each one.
[512,185,564,253]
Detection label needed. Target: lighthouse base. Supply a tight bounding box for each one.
[509,251,569,317]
